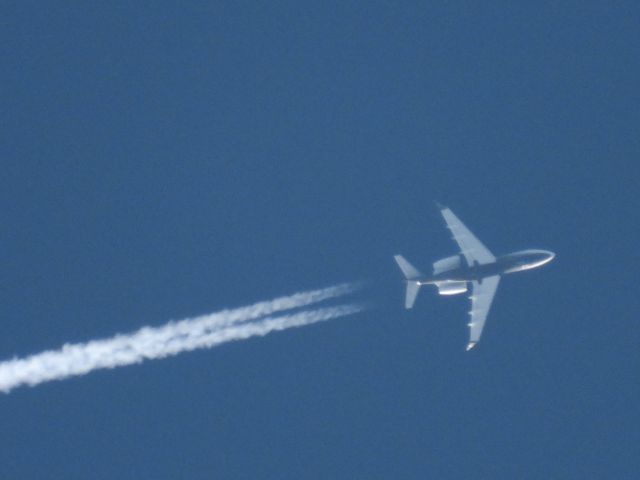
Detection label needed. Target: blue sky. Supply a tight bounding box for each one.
[1,2,638,478]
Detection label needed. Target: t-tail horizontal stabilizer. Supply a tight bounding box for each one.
[394,255,422,309]
[404,281,420,309]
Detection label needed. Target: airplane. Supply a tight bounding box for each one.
[394,204,554,351]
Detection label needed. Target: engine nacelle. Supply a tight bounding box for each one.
[433,255,462,275]
[436,281,468,296]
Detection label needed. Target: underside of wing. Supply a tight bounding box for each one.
[467,275,500,350]
[439,206,495,266]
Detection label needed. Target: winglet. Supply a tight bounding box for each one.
[466,342,477,351]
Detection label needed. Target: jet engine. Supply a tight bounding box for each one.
[436,281,468,296]
[433,255,462,275]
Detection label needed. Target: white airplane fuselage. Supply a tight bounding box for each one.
[418,249,555,287]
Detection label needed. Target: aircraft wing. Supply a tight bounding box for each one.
[466,275,500,350]
[439,206,495,266]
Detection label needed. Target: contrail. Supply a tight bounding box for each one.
[0,284,364,393]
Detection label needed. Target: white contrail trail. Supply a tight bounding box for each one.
[0,284,364,393]
[131,304,364,362]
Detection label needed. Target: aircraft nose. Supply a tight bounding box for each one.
[540,250,555,265]
[527,249,555,268]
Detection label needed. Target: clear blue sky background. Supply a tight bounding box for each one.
[2,2,638,478]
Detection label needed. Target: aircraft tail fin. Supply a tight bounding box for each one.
[394,255,423,309]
